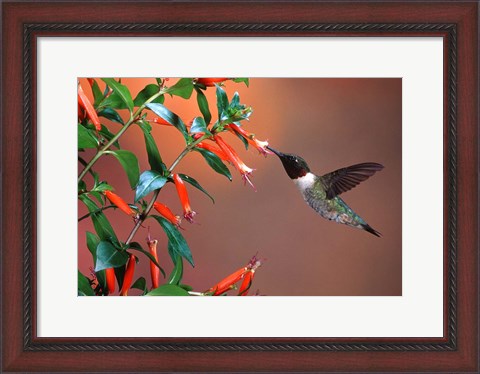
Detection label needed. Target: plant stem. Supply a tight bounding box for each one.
[78,89,165,183]
[78,205,117,222]
[124,133,210,245]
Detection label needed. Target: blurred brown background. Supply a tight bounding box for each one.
[78,78,402,296]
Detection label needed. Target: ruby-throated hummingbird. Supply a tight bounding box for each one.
[267,146,384,237]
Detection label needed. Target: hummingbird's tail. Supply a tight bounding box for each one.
[361,223,382,238]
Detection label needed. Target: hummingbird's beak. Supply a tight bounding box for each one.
[266,146,284,158]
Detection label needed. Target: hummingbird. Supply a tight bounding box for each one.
[267,146,384,237]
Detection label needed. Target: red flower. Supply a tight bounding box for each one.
[147,239,160,289]
[196,78,228,87]
[238,255,263,296]
[213,135,255,189]
[195,142,229,161]
[238,271,254,296]
[208,267,249,295]
[77,82,101,131]
[173,174,196,223]
[152,117,172,126]
[105,268,116,295]
[120,254,136,296]
[104,191,135,216]
[154,202,182,227]
[226,124,272,156]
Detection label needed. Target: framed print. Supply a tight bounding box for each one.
[1,1,478,373]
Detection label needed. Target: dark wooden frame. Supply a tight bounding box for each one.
[1,1,478,372]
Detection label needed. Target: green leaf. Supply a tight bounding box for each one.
[133,84,164,107]
[86,232,107,292]
[86,232,100,259]
[137,121,165,173]
[95,241,129,272]
[232,78,249,87]
[146,103,188,140]
[128,242,166,278]
[79,195,118,243]
[134,170,167,202]
[167,254,183,285]
[99,91,127,110]
[178,173,215,203]
[78,271,95,296]
[131,277,148,295]
[101,78,134,113]
[89,191,105,206]
[99,124,120,149]
[92,182,114,192]
[166,78,194,99]
[194,148,232,180]
[190,117,211,135]
[98,108,124,125]
[105,150,140,189]
[90,79,105,107]
[195,87,211,125]
[216,84,229,120]
[146,284,190,296]
[78,124,98,149]
[151,215,194,267]
[114,266,125,291]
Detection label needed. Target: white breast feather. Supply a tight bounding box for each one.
[293,172,316,191]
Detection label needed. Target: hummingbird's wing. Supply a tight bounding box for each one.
[321,162,384,199]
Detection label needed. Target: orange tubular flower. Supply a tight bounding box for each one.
[152,117,172,126]
[104,191,135,216]
[105,268,116,295]
[213,135,255,189]
[120,254,136,296]
[238,270,254,296]
[196,78,228,87]
[238,255,263,296]
[77,82,101,131]
[208,267,249,296]
[173,174,196,223]
[154,202,181,227]
[226,124,272,157]
[196,142,229,161]
[147,239,160,289]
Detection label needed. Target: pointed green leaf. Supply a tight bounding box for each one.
[195,87,211,125]
[190,117,211,135]
[99,124,120,148]
[216,84,229,120]
[167,254,183,285]
[151,215,194,267]
[194,148,232,180]
[134,170,167,202]
[133,84,165,106]
[146,284,190,296]
[105,150,139,189]
[166,78,194,99]
[232,78,249,87]
[90,79,105,107]
[78,271,95,296]
[101,78,134,112]
[78,124,98,149]
[86,232,107,292]
[146,103,188,140]
[178,173,215,204]
[95,241,129,272]
[79,195,118,243]
[98,108,124,125]
[137,121,165,173]
[131,277,148,295]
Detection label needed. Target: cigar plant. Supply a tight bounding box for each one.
[78,78,266,296]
